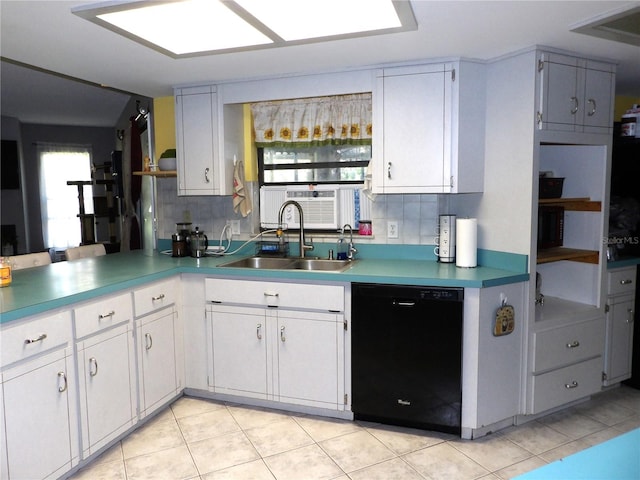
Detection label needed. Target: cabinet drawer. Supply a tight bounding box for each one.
[74,292,133,339]
[533,318,603,373]
[133,277,178,317]
[608,267,636,296]
[206,278,344,312]
[1,311,73,367]
[532,357,603,414]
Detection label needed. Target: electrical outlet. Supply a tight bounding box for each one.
[229,220,240,236]
[387,221,399,239]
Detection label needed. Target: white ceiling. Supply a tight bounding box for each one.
[2,1,639,127]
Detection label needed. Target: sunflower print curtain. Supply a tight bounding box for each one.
[251,93,372,147]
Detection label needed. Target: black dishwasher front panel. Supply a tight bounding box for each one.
[351,283,463,435]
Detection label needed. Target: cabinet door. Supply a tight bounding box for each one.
[138,309,178,417]
[276,310,343,408]
[176,87,218,195]
[209,305,268,398]
[583,67,613,131]
[604,298,635,385]
[378,67,448,192]
[78,325,136,457]
[2,349,76,480]
[542,60,581,130]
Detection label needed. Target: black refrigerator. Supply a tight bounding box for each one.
[611,124,640,389]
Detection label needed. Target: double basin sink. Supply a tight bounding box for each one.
[218,256,355,272]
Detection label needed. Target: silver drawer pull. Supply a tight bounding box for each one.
[570,96,579,114]
[565,381,579,389]
[257,323,262,340]
[620,279,633,285]
[89,357,98,377]
[566,341,580,348]
[98,310,115,320]
[264,292,279,298]
[145,333,153,350]
[24,333,47,345]
[152,293,165,301]
[57,371,68,393]
[280,325,286,342]
[628,309,635,324]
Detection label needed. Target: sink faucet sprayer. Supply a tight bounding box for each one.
[277,200,314,258]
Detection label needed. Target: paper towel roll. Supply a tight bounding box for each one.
[456,218,477,268]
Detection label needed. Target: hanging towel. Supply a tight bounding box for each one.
[233,160,252,217]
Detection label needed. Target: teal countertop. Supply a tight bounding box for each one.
[1,250,528,324]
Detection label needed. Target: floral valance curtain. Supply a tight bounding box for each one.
[251,93,372,147]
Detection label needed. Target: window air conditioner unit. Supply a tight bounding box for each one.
[260,188,339,229]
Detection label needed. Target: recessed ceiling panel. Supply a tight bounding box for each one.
[571,5,640,47]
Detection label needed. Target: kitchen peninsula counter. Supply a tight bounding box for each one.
[1,250,528,323]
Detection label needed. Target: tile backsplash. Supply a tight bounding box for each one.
[156,179,445,245]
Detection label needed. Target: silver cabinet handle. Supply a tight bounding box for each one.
[204,167,210,183]
[264,292,279,298]
[256,323,262,340]
[565,381,579,389]
[387,162,392,179]
[627,309,635,324]
[280,325,286,342]
[99,310,115,320]
[566,341,580,348]
[570,96,579,114]
[89,357,98,377]
[24,333,47,345]
[152,293,165,301]
[620,279,633,285]
[145,333,153,350]
[57,371,68,393]
[587,98,596,116]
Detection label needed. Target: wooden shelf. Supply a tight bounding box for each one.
[537,247,599,264]
[133,170,177,177]
[539,197,601,211]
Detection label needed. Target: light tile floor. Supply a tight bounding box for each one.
[68,385,640,480]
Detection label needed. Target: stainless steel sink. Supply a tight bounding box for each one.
[289,258,353,272]
[218,256,354,272]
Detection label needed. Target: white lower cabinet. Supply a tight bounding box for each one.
[74,292,137,458]
[206,278,347,410]
[133,277,182,419]
[603,266,637,386]
[2,348,78,480]
[0,311,78,480]
[529,312,605,414]
[136,308,180,418]
[76,323,137,457]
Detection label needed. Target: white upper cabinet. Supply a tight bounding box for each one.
[372,61,486,194]
[176,86,223,195]
[537,51,615,134]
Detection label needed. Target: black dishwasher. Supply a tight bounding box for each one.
[351,283,463,434]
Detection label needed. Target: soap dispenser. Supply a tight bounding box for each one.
[336,233,348,260]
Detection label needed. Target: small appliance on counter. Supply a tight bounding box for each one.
[435,214,456,263]
[189,227,209,258]
[172,222,192,257]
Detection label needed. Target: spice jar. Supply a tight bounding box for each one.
[0,257,12,287]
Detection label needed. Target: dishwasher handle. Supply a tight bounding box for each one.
[392,299,416,307]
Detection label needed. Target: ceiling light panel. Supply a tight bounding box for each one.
[96,0,272,54]
[73,0,415,57]
[235,0,402,41]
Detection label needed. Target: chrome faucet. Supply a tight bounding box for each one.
[342,224,358,260]
[278,200,314,258]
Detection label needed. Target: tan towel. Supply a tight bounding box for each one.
[232,160,252,217]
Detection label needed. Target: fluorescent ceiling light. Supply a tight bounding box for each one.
[234,0,402,41]
[72,0,416,58]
